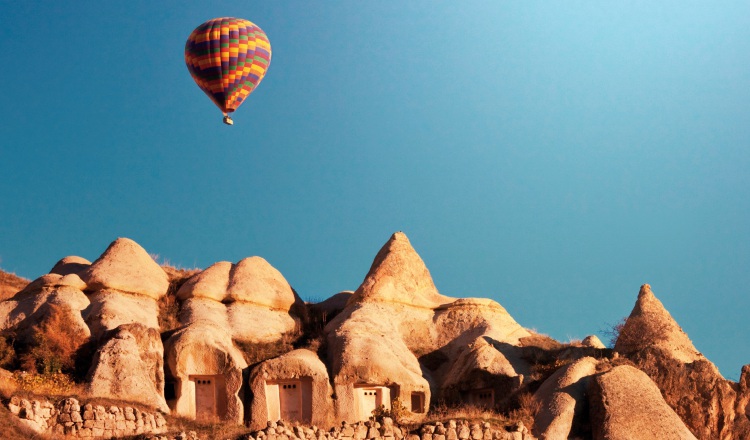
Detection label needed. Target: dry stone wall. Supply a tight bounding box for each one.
[242,418,536,440]
[7,395,167,438]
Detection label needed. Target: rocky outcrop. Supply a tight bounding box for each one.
[614,284,704,364]
[615,284,738,439]
[326,232,531,421]
[81,238,168,339]
[588,364,697,440]
[533,357,598,439]
[164,321,248,423]
[176,257,303,343]
[0,271,90,337]
[86,323,169,412]
[80,238,168,300]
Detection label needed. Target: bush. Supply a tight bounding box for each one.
[0,332,15,369]
[373,398,409,424]
[18,304,88,375]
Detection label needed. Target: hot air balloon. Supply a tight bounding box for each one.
[185,17,271,125]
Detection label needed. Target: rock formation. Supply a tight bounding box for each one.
[588,364,697,440]
[533,357,598,439]
[615,284,741,439]
[1,234,749,439]
[326,232,531,421]
[248,349,334,430]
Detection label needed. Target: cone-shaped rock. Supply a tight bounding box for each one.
[81,238,169,300]
[614,284,702,364]
[350,232,451,308]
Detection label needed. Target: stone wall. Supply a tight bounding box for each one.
[244,418,535,440]
[7,396,167,437]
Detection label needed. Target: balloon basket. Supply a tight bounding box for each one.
[223,116,234,126]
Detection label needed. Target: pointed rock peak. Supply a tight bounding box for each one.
[50,256,91,276]
[351,231,451,308]
[227,256,300,310]
[615,284,704,364]
[80,238,169,300]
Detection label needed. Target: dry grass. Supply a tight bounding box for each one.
[0,269,29,302]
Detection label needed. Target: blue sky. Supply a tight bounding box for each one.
[1,1,748,378]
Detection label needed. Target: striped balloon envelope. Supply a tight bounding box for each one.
[185,17,271,125]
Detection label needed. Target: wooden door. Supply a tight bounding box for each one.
[279,382,302,422]
[194,377,217,421]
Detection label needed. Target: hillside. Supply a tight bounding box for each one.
[0,270,28,301]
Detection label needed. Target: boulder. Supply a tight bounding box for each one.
[588,364,696,440]
[80,238,169,300]
[86,323,169,412]
[533,357,598,439]
[581,335,605,349]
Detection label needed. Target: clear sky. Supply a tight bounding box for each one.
[1,1,748,379]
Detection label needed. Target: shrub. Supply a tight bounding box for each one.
[18,304,88,375]
[0,332,16,369]
[373,398,409,424]
[13,370,75,395]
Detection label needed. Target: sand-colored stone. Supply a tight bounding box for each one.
[614,284,702,364]
[176,261,232,302]
[227,256,299,309]
[80,238,169,300]
[533,357,598,439]
[614,284,740,439]
[86,323,169,412]
[248,349,334,430]
[350,232,452,309]
[0,274,90,337]
[85,290,159,339]
[581,335,605,349]
[327,232,532,421]
[165,322,248,423]
[588,365,697,440]
[49,256,91,276]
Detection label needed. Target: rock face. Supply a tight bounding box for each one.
[248,349,334,430]
[86,323,169,412]
[176,257,303,343]
[533,357,598,439]
[615,284,739,439]
[165,322,248,423]
[589,364,697,440]
[326,232,530,422]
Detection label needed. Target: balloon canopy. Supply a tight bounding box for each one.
[185,17,271,124]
